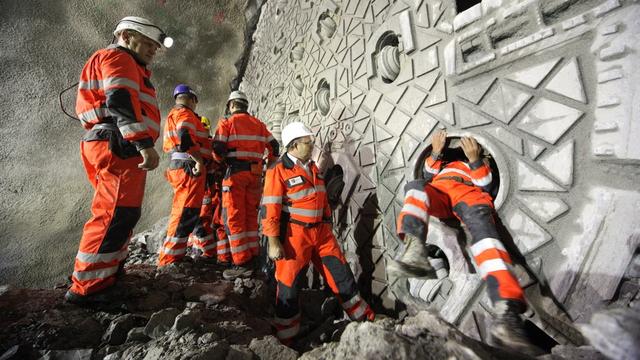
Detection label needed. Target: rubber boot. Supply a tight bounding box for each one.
[489,300,545,356]
[387,233,437,278]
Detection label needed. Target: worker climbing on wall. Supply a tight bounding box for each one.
[158,84,212,266]
[262,122,374,345]
[391,129,543,356]
[212,90,279,279]
[66,16,172,304]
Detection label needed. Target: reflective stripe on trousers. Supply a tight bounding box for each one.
[71,140,145,296]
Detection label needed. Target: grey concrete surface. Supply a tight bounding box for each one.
[0,0,248,287]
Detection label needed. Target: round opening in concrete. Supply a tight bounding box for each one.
[413,133,509,210]
[325,164,345,209]
[315,79,331,116]
[317,11,337,41]
[376,32,401,83]
[292,75,304,96]
[408,244,453,307]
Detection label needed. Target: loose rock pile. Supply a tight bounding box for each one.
[1,227,637,359]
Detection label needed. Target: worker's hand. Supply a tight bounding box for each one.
[268,236,285,261]
[190,153,204,176]
[138,147,160,171]
[431,130,447,155]
[193,160,204,177]
[460,136,481,163]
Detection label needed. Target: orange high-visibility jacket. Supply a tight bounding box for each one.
[163,105,212,160]
[261,154,330,237]
[212,112,279,163]
[76,45,160,149]
[424,156,492,191]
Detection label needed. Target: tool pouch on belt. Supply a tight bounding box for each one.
[250,163,262,176]
[83,122,139,159]
[225,161,253,178]
[169,159,199,177]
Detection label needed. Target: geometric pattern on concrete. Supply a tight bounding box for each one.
[239,0,639,341]
[517,160,565,192]
[479,81,532,124]
[482,126,524,155]
[536,140,574,186]
[517,98,583,144]
[545,58,587,103]
[517,194,569,223]
[504,57,562,89]
[505,208,553,255]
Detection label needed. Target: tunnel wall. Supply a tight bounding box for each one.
[0,0,249,287]
[239,0,640,341]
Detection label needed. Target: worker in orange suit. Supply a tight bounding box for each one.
[212,90,279,279]
[262,122,374,345]
[393,130,542,356]
[189,116,215,260]
[191,152,228,262]
[66,17,172,304]
[158,84,212,266]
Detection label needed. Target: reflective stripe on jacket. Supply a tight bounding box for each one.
[76,45,160,149]
[212,112,279,163]
[163,105,212,160]
[261,154,329,237]
[424,156,492,190]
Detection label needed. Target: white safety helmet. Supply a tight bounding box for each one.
[227,90,249,104]
[113,16,173,48]
[282,122,315,148]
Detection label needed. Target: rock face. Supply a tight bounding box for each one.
[0,235,627,360]
[0,0,251,289]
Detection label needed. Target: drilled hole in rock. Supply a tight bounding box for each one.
[316,11,337,42]
[376,32,401,83]
[315,79,330,116]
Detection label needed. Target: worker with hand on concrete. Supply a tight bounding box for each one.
[392,129,542,356]
[262,122,374,345]
[212,90,279,280]
[66,16,171,304]
[158,84,212,266]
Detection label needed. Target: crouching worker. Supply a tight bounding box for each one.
[391,130,542,356]
[261,122,374,345]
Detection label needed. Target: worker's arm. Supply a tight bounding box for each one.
[461,137,493,193]
[264,125,280,163]
[424,130,447,182]
[212,119,229,162]
[261,164,286,260]
[174,110,204,175]
[101,50,153,151]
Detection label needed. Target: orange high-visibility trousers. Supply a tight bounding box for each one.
[397,179,524,305]
[191,185,216,257]
[221,168,261,265]
[212,183,231,263]
[273,222,374,343]
[158,166,205,266]
[71,140,146,296]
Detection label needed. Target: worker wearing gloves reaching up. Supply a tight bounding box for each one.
[66,16,171,304]
[158,84,212,266]
[392,130,542,356]
[262,122,374,345]
[212,90,279,279]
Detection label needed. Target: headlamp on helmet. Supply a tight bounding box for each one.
[114,16,173,48]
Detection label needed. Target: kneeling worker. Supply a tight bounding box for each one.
[261,122,374,345]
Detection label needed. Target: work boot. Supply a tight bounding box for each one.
[222,258,255,280]
[64,287,117,306]
[387,234,437,278]
[489,300,545,356]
